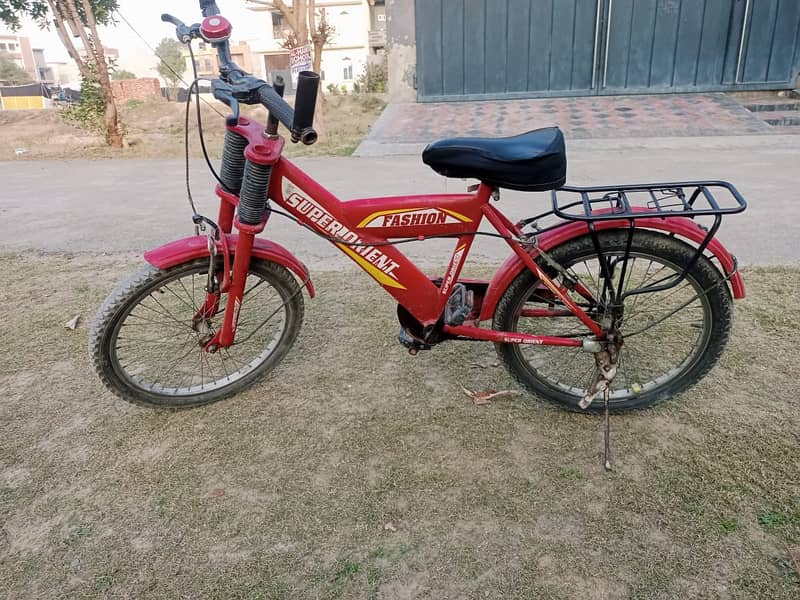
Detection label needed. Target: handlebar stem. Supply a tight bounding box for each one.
[200,0,221,17]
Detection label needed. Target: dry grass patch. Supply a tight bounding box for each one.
[0,94,386,161]
[0,255,798,599]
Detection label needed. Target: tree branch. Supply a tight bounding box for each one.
[248,0,298,34]
[62,0,98,65]
[46,0,89,79]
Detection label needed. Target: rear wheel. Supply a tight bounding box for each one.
[90,257,304,408]
[493,230,733,412]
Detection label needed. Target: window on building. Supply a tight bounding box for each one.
[203,58,213,72]
[343,65,353,80]
[272,12,286,38]
[199,41,207,50]
[0,43,6,51]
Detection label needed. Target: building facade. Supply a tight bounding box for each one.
[0,34,38,81]
[246,0,385,92]
[182,40,258,81]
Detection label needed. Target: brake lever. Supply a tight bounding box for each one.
[226,98,240,127]
[212,80,241,126]
[161,13,194,43]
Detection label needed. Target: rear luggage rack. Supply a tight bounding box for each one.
[518,181,748,303]
[550,181,747,222]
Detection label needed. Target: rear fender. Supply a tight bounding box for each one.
[144,235,315,297]
[479,217,744,322]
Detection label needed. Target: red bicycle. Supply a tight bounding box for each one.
[90,1,747,426]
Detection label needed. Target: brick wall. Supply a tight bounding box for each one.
[111,78,162,103]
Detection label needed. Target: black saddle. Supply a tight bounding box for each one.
[422,127,567,192]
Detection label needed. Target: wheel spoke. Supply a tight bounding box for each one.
[106,263,296,400]
[498,235,720,406]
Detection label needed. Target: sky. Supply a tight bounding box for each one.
[3,1,270,78]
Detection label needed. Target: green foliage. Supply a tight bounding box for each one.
[357,60,388,94]
[0,0,117,31]
[0,51,33,84]
[331,557,360,583]
[155,37,186,87]
[719,518,739,533]
[111,68,135,80]
[758,509,788,531]
[61,65,106,135]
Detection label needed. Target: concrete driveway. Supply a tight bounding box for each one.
[2,134,798,268]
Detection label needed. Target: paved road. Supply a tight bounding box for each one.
[2,135,798,268]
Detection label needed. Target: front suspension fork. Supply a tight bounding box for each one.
[202,229,256,351]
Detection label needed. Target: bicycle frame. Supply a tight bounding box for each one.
[186,119,604,351]
[144,117,744,354]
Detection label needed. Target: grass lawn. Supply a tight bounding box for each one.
[0,253,798,599]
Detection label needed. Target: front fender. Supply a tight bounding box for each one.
[479,217,744,322]
[143,235,315,297]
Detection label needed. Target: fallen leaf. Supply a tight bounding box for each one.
[210,488,225,498]
[64,315,81,330]
[383,522,397,533]
[469,363,488,369]
[461,386,521,406]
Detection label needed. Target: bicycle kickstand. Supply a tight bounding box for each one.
[603,386,612,472]
[580,348,618,472]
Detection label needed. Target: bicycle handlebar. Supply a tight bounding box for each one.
[162,1,319,144]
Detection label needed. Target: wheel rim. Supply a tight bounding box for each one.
[109,263,289,397]
[511,251,712,403]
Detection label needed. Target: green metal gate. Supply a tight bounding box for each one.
[415,0,800,101]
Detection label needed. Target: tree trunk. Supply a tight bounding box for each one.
[77,0,124,147]
[57,0,124,148]
[295,0,308,44]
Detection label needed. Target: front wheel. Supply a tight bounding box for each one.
[493,230,733,412]
[89,257,304,408]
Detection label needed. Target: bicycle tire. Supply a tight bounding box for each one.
[493,229,733,413]
[89,257,304,409]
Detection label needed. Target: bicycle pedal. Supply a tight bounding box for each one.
[444,283,473,326]
[398,327,430,355]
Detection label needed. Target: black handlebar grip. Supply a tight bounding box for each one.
[291,71,320,145]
